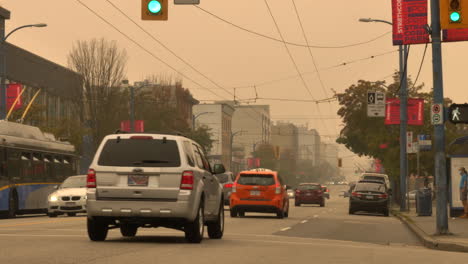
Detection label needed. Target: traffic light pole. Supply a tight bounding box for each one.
[430,0,449,235]
[399,44,408,212]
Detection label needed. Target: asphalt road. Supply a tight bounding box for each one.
[0,185,466,264]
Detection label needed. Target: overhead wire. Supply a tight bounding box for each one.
[194,5,391,49]
[74,0,225,100]
[410,43,428,90]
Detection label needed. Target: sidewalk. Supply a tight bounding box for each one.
[392,205,468,253]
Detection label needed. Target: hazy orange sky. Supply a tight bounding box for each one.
[4,0,464,175]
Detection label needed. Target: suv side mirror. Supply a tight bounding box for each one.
[213,164,226,175]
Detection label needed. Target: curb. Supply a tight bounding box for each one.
[391,209,468,253]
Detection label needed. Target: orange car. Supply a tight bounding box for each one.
[230,169,289,218]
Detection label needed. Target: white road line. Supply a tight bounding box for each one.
[300,220,308,224]
[313,215,319,218]
[280,227,291,232]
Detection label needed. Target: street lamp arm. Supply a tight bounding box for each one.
[358,18,393,26]
[3,23,47,42]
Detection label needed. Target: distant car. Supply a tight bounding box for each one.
[230,169,289,218]
[295,183,325,207]
[321,185,330,199]
[215,171,235,205]
[349,181,390,216]
[48,175,87,217]
[287,189,295,199]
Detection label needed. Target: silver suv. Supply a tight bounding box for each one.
[85,133,226,243]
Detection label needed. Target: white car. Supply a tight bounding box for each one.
[48,175,87,217]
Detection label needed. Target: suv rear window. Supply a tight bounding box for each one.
[362,176,385,182]
[355,183,386,193]
[97,139,181,167]
[298,185,320,190]
[237,174,275,186]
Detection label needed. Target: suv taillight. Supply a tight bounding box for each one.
[275,184,281,194]
[180,171,194,190]
[87,169,96,188]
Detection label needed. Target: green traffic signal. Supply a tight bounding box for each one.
[148,0,162,14]
[450,11,461,23]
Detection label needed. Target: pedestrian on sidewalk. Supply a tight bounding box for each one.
[459,167,468,218]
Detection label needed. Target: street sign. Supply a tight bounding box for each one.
[448,103,468,124]
[367,91,386,117]
[431,103,444,125]
[406,131,414,153]
[418,134,432,151]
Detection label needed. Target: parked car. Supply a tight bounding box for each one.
[230,169,289,218]
[215,171,235,205]
[48,175,87,217]
[85,133,226,243]
[295,183,325,207]
[349,180,390,216]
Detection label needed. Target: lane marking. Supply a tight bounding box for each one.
[280,227,291,232]
[313,215,319,218]
[0,218,83,228]
[300,220,308,224]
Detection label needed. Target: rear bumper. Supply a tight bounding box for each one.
[295,196,324,204]
[86,190,199,221]
[350,199,388,211]
[231,204,280,213]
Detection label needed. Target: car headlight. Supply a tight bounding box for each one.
[49,195,58,202]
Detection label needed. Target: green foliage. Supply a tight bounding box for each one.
[336,73,459,181]
[189,125,214,153]
[252,144,277,170]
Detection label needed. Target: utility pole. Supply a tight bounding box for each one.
[400,44,409,212]
[430,0,449,235]
[0,8,10,120]
[130,85,135,133]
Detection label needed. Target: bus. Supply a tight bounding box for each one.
[0,121,78,218]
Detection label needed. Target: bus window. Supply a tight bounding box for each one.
[33,153,45,182]
[0,147,6,183]
[7,149,21,183]
[44,155,55,182]
[20,152,34,182]
[54,156,65,181]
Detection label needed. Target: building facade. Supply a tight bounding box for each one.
[193,103,235,171]
[297,126,321,167]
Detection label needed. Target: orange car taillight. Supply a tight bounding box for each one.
[180,171,194,190]
[275,184,281,194]
[86,169,96,188]
[224,183,233,188]
[232,183,237,193]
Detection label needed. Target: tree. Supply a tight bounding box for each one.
[190,125,214,153]
[67,38,128,148]
[252,144,277,170]
[336,73,459,182]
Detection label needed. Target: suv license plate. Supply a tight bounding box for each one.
[128,175,149,186]
[250,190,261,196]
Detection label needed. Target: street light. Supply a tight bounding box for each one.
[121,79,149,132]
[230,130,244,172]
[1,23,47,119]
[358,17,409,212]
[192,111,214,129]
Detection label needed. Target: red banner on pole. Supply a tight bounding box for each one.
[120,120,145,132]
[385,98,424,125]
[392,0,430,45]
[442,28,468,42]
[7,83,23,111]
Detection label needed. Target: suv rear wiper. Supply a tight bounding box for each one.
[133,160,170,165]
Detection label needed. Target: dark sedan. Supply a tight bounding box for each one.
[295,183,325,207]
[349,180,390,216]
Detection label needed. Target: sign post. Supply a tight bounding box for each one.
[431,103,444,125]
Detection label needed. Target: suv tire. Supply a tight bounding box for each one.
[320,200,325,207]
[87,217,108,241]
[383,208,389,217]
[207,202,224,239]
[276,209,285,219]
[185,202,204,243]
[120,223,138,237]
[348,207,355,215]
[284,204,289,218]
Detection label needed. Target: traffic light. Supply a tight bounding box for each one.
[141,0,168,21]
[448,104,468,124]
[441,0,468,29]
